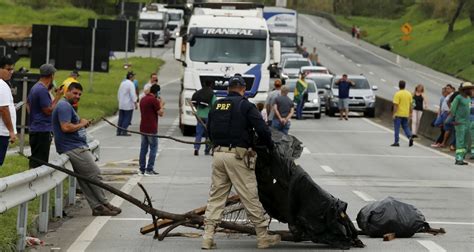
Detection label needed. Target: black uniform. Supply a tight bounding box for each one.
[207,91,273,149]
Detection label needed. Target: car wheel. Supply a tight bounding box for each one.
[328,108,336,117]
[365,108,375,118]
[314,113,321,119]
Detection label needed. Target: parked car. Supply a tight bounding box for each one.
[286,79,321,119]
[271,53,303,78]
[305,73,333,111]
[325,75,377,117]
[280,58,312,79]
[300,66,330,75]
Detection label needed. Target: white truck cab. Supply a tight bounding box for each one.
[166,8,184,39]
[174,2,281,135]
[137,5,168,47]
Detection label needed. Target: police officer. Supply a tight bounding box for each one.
[202,74,280,249]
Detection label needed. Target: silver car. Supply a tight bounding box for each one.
[286,79,321,119]
[305,73,333,111]
[280,58,312,79]
[325,75,378,117]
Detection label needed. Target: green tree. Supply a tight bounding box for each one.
[447,0,466,33]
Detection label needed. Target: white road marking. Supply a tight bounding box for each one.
[310,153,444,159]
[302,147,311,154]
[160,78,182,88]
[356,64,361,67]
[381,78,386,82]
[348,59,352,62]
[417,240,447,252]
[110,218,151,221]
[340,54,345,58]
[369,72,374,75]
[88,115,118,134]
[362,118,454,160]
[320,165,335,173]
[352,190,376,202]
[67,176,141,251]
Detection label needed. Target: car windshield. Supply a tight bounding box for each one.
[190,37,266,64]
[271,35,297,47]
[139,20,164,30]
[333,78,371,89]
[287,80,317,93]
[307,76,332,89]
[284,60,310,69]
[303,69,328,75]
[168,13,182,21]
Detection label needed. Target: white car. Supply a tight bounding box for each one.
[300,66,330,75]
[285,79,321,119]
[280,58,312,79]
[305,73,333,110]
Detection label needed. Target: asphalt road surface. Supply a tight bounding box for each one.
[33,16,473,252]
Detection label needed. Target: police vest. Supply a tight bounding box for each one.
[209,95,254,148]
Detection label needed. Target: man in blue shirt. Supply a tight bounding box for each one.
[53,82,121,216]
[27,64,62,168]
[335,74,355,120]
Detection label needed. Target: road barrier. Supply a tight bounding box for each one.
[375,96,440,141]
[0,140,100,251]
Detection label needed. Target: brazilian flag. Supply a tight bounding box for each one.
[294,79,308,104]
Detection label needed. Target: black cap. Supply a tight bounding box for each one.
[71,69,80,77]
[126,71,135,79]
[229,74,246,87]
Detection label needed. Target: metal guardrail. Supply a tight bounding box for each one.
[0,139,100,251]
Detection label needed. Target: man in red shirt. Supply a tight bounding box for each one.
[139,85,164,176]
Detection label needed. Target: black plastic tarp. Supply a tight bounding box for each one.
[255,130,364,249]
[357,197,430,238]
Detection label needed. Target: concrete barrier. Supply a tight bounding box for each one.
[374,96,440,141]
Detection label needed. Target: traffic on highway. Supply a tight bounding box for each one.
[0,1,473,252]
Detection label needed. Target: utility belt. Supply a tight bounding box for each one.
[214,145,257,170]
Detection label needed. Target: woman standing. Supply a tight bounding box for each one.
[412,84,427,138]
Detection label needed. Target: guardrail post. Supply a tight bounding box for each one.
[68,176,76,205]
[38,192,50,233]
[16,202,28,251]
[54,182,63,218]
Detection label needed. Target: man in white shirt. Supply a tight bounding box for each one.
[0,56,17,166]
[117,71,138,136]
[143,72,158,95]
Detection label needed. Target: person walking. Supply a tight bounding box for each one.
[391,80,414,147]
[52,82,121,216]
[335,74,355,120]
[27,64,62,168]
[265,79,282,125]
[411,84,427,138]
[202,74,280,249]
[294,73,308,120]
[191,80,216,156]
[272,85,294,135]
[117,71,138,136]
[139,85,163,176]
[431,87,448,147]
[351,25,356,38]
[450,82,474,165]
[309,47,319,66]
[0,56,16,166]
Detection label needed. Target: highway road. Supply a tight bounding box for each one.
[33,15,473,252]
[299,14,464,111]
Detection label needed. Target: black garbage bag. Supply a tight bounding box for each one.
[255,130,364,249]
[357,197,430,238]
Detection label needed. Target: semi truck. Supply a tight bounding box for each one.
[137,5,169,47]
[174,2,281,136]
[263,6,298,54]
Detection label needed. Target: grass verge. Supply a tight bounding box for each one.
[0,56,164,251]
[333,4,474,82]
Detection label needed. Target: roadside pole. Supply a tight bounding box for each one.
[149,32,153,58]
[19,77,27,155]
[125,19,129,65]
[89,20,97,93]
[46,25,51,64]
